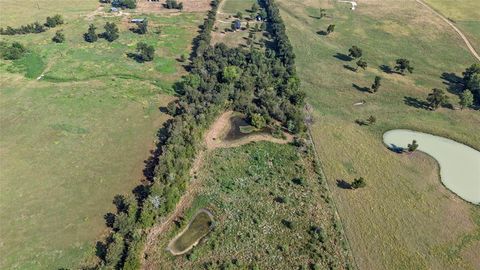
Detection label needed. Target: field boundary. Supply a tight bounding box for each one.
[305,105,359,270]
[415,0,480,62]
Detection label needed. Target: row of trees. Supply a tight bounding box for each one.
[94,0,305,268]
[0,14,63,35]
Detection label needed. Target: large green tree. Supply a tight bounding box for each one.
[426,88,448,110]
[459,90,473,109]
[348,45,362,59]
[394,58,414,74]
[84,24,98,43]
[103,22,119,42]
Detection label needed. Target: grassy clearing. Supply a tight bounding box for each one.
[422,0,480,53]
[277,0,480,269]
[147,142,352,269]
[0,4,205,269]
[219,0,257,14]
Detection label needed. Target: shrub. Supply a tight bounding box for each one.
[0,42,27,60]
[52,30,65,43]
[45,14,64,28]
[351,177,366,189]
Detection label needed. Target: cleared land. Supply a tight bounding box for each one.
[0,3,205,269]
[145,142,352,269]
[211,0,266,47]
[277,0,480,269]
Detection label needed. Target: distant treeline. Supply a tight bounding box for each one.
[0,15,63,35]
[91,0,305,269]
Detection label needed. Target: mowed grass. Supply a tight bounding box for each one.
[277,0,480,269]
[0,5,205,270]
[423,0,480,53]
[147,142,352,269]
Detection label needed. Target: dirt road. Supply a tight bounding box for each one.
[415,0,480,62]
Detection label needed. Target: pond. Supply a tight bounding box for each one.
[167,209,214,255]
[223,115,270,141]
[383,129,480,204]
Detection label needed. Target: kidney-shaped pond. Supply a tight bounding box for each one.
[383,129,480,204]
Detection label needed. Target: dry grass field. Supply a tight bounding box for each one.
[276,0,480,269]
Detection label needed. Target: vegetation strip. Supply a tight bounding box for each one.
[92,0,309,269]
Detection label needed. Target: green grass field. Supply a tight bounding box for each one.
[423,0,480,53]
[277,0,480,269]
[0,3,205,269]
[0,0,99,27]
[219,0,257,14]
[147,142,352,269]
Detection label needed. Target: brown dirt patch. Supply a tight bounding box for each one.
[205,111,293,149]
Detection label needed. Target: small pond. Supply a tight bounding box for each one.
[223,115,270,141]
[383,129,480,204]
[167,209,214,255]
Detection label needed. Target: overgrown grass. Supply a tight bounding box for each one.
[0,5,204,269]
[277,0,480,269]
[147,142,352,269]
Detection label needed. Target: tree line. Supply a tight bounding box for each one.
[91,0,305,269]
[0,14,63,35]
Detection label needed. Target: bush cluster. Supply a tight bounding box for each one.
[0,14,63,35]
[0,41,27,60]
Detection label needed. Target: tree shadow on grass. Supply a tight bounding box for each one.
[317,30,328,36]
[333,53,352,61]
[336,179,351,189]
[126,52,144,63]
[386,143,404,154]
[404,96,430,110]
[379,64,394,74]
[441,72,464,95]
[343,65,357,72]
[352,83,370,93]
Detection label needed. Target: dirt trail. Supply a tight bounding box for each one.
[141,111,292,269]
[415,0,480,62]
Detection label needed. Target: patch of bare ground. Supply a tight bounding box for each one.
[136,0,212,13]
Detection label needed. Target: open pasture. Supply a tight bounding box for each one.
[277,0,480,269]
[423,0,480,53]
[0,3,205,269]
